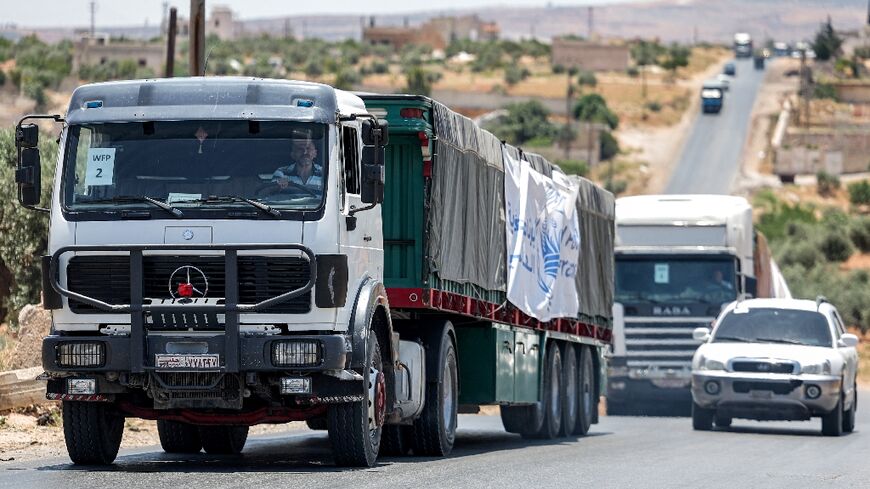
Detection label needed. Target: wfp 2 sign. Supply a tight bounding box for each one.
[85,147,116,186]
[504,152,581,322]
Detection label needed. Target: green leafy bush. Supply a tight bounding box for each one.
[778,240,825,269]
[818,231,854,262]
[847,180,870,206]
[849,217,870,252]
[645,101,662,112]
[555,159,589,177]
[815,170,840,196]
[599,131,620,161]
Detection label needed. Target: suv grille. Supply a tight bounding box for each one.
[67,255,311,315]
[732,380,798,395]
[731,360,796,374]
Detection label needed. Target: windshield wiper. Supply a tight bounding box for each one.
[79,195,183,218]
[184,196,281,218]
[713,335,753,343]
[755,337,806,345]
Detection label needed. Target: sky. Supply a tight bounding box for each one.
[1,0,646,28]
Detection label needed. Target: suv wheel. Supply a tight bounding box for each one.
[691,402,714,431]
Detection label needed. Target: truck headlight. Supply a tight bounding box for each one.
[271,340,321,367]
[801,360,831,375]
[699,357,726,371]
[56,342,105,367]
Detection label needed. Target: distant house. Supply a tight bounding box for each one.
[72,34,164,74]
[363,15,499,51]
[551,38,631,72]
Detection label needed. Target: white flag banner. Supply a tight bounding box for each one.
[504,152,581,321]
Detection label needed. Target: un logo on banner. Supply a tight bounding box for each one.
[537,218,561,295]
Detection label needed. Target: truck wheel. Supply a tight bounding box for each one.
[157,420,202,453]
[572,345,595,436]
[822,395,844,437]
[380,424,413,456]
[691,402,714,431]
[843,385,856,433]
[529,343,562,439]
[198,425,249,454]
[62,401,125,465]
[328,333,384,467]
[306,417,328,431]
[560,343,578,436]
[412,326,458,456]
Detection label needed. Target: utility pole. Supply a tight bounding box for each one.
[565,74,574,160]
[89,1,96,37]
[189,0,206,76]
[587,7,593,39]
[165,7,177,78]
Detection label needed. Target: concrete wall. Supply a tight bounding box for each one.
[776,128,870,175]
[551,38,631,72]
[832,82,870,104]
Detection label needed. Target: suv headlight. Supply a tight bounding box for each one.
[801,360,832,375]
[699,356,726,371]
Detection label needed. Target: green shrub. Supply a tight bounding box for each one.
[552,64,566,74]
[555,159,589,177]
[605,179,628,196]
[504,65,530,86]
[815,170,840,196]
[599,131,620,161]
[626,66,639,77]
[847,180,870,205]
[821,207,849,228]
[778,240,824,269]
[645,101,662,112]
[849,217,870,252]
[813,83,838,100]
[781,264,870,332]
[370,60,389,74]
[818,230,854,262]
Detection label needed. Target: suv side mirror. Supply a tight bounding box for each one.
[839,333,859,348]
[693,327,711,341]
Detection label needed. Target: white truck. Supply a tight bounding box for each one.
[13,78,614,467]
[733,33,753,58]
[606,195,790,415]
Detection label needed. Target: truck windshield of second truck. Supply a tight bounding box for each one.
[61,120,328,217]
[615,257,738,306]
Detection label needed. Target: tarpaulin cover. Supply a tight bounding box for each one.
[428,100,615,322]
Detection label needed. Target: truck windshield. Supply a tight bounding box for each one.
[615,257,738,305]
[713,308,832,347]
[61,120,327,216]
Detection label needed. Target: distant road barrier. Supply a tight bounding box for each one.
[0,367,48,412]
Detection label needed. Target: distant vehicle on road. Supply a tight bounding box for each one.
[691,298,859,436]
[715,74,731,91]
[723,62,736,76]
[733,33,753,58]
[701,86,724,113]
[753,53,765,70]
[773,42,790,57]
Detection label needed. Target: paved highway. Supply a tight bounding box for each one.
[3,399,868,489]
[665,57,765,194]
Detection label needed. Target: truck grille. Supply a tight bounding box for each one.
[152,373,242,401]
[731,360,797,374]
[67,255,311,315]
[624,319,709,369]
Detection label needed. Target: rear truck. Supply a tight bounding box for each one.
[13,78,614,467]
[606,195,790,415]
[733,33,753,58]
[701,85,724,114]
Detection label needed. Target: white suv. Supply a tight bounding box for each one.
[691,298,859,436]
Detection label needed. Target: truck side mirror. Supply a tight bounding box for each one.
[360,147,385,204]
[16,123,39,149]
[361,119,389,147]
[16,148,42,207]
[744,276,757,298]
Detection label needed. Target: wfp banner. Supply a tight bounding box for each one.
[504,152,581,322]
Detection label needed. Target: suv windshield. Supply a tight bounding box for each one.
[61,120,327,216]
[713,307,832,347]
[615,257,738,305]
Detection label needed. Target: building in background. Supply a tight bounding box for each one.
[551,37,631,72]
[72,33,164,74]
[363,15,499,51]
[206,5,237,40]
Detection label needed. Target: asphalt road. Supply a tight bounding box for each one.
[3,397,869,489]
[665,57,765,194]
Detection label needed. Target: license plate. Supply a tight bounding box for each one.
[155,354,220,369]
[750,390,773,399]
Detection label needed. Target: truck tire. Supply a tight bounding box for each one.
[822,395,844,437]
[62,401,125,465]
[328,333,384,467]
[572,345,595,436]
[500,404,542,435]
[843,385,856,434]
[560,343,578,436]
[198,425,249,454]
[412,325,458,456]
[157,420,202,453]
[380,424,413,456]
[306,417,328,431]
[529,343,562,439]
[691,402,714,431]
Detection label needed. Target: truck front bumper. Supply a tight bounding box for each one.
[607,373,693,405]
[692,371,841,420]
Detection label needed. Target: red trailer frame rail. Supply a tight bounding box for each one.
[387,287,612,343]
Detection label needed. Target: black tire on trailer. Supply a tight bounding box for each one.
[691,402,714,431]
[843,385,857,434]
[198,425,249,454]
[412,323,459,456]
[328,332,385,467]
[62,401,125,465]
[560,343,579,436]
[572,345,595,436]
[714,415,732,428]
[379,424,413,456]
[500,403,543,435]
[822,394,844,437]
[528,342,562,439]
[306,417,328,431]
[157,420,202,453]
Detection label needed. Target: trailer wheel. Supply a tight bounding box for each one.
[412,325,458,456]
[157,420,202,453]
[199,425,249,454]
[560,343,579,436]
[529,343,562,439]
[380,424,413,456]
[572,345,595,436]
[62,401,125,465]
[328,333,384,467]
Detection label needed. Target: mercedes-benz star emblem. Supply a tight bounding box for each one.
[182,229,195,241]
[168,265,209,299]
